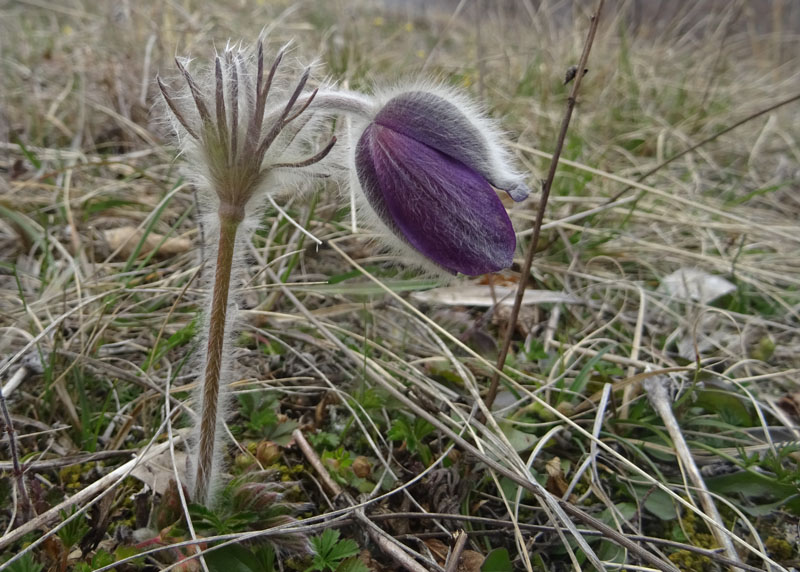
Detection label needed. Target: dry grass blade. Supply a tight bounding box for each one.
[0,433,181,556]
[325,241,791,570]
[645,377,741,565]
[443,530,469,572]
[280,244,678,572]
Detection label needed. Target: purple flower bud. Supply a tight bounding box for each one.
[355,90,529,276]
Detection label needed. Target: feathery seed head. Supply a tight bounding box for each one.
[158,42,336,221]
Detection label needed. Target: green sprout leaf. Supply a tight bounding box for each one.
[307,529,365,572]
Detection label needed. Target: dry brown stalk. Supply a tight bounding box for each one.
[0,376,32,522]
[485,0,606,411]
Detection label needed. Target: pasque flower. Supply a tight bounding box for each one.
[157,39,530,505]
[354,88,530,276]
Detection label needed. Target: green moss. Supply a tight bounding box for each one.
[668,549,713,572]
[668,507,719,570]
[765,537,793,561]
[59,464,86,491]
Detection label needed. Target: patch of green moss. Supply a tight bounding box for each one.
[668,507,718,570]
[765,536,793,561]
[59,463,86,491]
[668,549,713,572]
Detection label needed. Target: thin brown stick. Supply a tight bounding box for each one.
[443,530,469,572]
[292,428,342,497]
[485,0,605,410]
[0,375,32,521]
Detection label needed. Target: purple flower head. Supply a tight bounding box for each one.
[355,88,530,276]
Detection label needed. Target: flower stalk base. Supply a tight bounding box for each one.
[194,214,240,504]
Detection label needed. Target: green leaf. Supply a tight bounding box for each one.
[598,502,637,526]
[568,348,610,396]
[253,545,276,571]
[633,486,678,521]
[57,505,90,551]
[481,548,513,572]
[13,136,42,169]
[122,178,183,275]
[308,431,341,449]
[387,417,411,444]
[596,537,625,564]
[326,536,359,562]
[335,557,369,572]
[188,503,229,533]
[4,552,44,572]
[726,181,794,206]
[309,529,361,571]
[693,389,752,426]
[90,550,115,570]
[113,545,144,566]
[203,544,263,572]
[312,528,342,558]
[0,204,43,244]
[499,422,539,453]
[83,197,139,216]
[707,471,800,514]
[387,417,434,460]
[412,418,435,442]
[144,318,196,370]
[526,339,549,360]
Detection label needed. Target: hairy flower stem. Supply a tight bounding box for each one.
[194,213,241,504]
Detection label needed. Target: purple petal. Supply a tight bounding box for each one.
[374,91,529,202]
[356,123,516,275]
